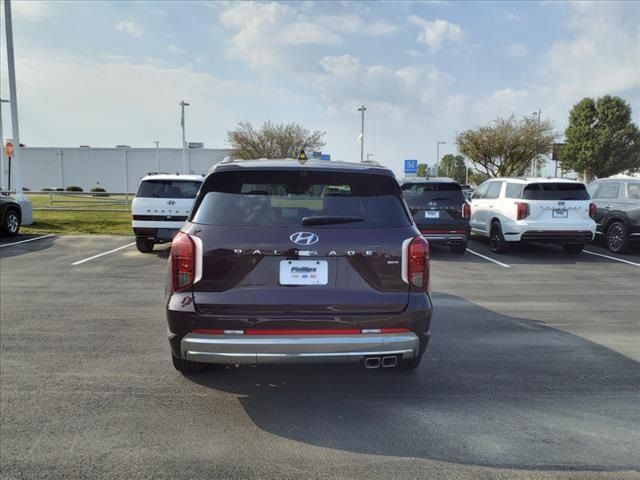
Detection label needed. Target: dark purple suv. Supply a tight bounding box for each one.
[166,159,432,373]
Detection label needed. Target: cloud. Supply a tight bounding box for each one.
[317,55,452,117]
[166,45,185,55]
[541,2,639,103]
[316,14,396,36]
[219,2,397,69]
[506,13,521,22]
[10,0,53,22]
[506,43,527,58]
[116,20,144,37]
[408,15,463,51]
[13,50,296,147]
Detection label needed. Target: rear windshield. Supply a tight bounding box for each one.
[191,170,411,228]
[522,183,589,200]
[401,182,464,207]
[136,180,201,199]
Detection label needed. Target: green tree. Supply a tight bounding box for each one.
[227,121,326,159]
[560,95,640,180]
[439,154,467,183]
[456,115,556,177]
[468,170,489,187]
[416,163,429,177]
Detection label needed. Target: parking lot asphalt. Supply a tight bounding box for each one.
[1,235,639,480]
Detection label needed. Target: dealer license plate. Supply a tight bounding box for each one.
[552,208,568,218]
[279,260,328,285]
[424,211,440,219]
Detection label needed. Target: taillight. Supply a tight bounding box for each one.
[515,202,529,220]
[589,203,597,219]
[408,236,430,291]
[462,202,471,219]
[171,232,195,292]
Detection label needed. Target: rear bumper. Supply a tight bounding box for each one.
[180,332,420,365]
[420,232,467,244]
[132,226,179,241]
[518,230,594,243]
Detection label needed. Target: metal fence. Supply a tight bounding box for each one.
[20,191,134,212]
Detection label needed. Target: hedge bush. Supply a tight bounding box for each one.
[65,186,83,192]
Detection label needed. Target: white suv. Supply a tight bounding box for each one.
[131,174,203,252]
[470,178,596,254]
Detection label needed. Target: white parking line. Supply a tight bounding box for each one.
[466,248,511,268]
[583,250,640,267]
[0,234,56,248]
[71,242,136,266]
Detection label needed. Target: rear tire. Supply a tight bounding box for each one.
[606,221,630,254]
[562,243,585,254]
[172,354,205,374]
[3,209,20,236]
[489,222,510,254]
[399,355,422,371]
[449,242,467,254]
[136,237,154,253]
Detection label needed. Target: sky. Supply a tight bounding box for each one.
[1,0,639,176]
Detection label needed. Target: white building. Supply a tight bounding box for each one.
[1,146,230,193]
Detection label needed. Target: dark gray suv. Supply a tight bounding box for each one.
[165,159,433,373]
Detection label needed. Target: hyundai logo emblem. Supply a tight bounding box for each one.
[290,232,319,246]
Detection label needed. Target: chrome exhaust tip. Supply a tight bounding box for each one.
[364,357,381,369]
[382,356,398,368]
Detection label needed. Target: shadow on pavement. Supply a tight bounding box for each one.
[0,234,56,259]
[188,293,640,471]
[468,237,620,265]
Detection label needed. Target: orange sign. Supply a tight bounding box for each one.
[4,141,13,158]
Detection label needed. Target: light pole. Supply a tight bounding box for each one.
[435,141,446,177]
[0,98,9,191]
[153,140,160,172]
[531,109,541,176]
[358,105,367,163]
[180,100,190,173]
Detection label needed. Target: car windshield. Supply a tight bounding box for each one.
[136,180,201,199]
[191,170,411,227]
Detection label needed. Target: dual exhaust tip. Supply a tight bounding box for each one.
[364,356,399,369]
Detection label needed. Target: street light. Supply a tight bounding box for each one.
[153,140,160,172]
[0,98,9,191]
[180,100,190,173]
[531,109,541,176]
[435,141,446,177]
[357,105,367,163]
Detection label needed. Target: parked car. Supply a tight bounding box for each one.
[0,195,21,237]
[131,174,203,252]
[166,159,432,374]
[470,177,596,254]
[400,177,470,254]
[587,178,640,253]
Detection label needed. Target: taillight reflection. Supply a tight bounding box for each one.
[171,232,195,292]
[408,236,430,291]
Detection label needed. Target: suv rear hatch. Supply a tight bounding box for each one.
[133,179,202,222]
[184,169,419,319]
[401,182,469,233]
[516,182,593,226]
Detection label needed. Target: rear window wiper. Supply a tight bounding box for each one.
[301,215,364,226]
